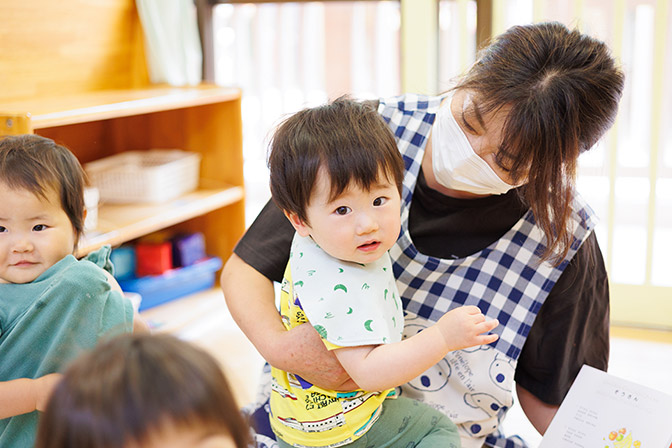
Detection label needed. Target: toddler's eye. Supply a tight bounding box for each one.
[335,206,351,216]
[33,224,48,231]
[0,226,6,232]
[373,197,387,206]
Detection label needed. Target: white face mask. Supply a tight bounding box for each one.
[431,94,518,195]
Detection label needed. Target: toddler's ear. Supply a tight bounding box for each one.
[284,211,311,237]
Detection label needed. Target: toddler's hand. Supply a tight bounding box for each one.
[435,305,498,352]
[35,373,62,412]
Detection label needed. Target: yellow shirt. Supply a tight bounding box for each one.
[269,261,395,448]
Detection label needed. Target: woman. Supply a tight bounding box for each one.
[222,22,624,447]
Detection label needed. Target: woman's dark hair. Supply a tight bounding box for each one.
[268,97,404,224]
[455,22,624,262]
[0,134,86,246]
[35,333,251,448]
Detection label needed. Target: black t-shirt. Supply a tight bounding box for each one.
[234,169,610,405]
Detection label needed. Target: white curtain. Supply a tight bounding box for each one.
[136,0,203,86]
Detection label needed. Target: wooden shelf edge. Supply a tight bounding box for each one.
[0,85,242,130]
[76,185,244,256]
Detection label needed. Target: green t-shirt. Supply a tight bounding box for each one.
[0,246,134,447]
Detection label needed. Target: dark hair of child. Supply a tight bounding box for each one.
[268,97,404,225]
[35,333,251,448]
[0,134,86,245]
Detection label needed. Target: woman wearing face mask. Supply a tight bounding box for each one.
[222,22,624,447]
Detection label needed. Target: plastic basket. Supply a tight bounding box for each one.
[118,256,222,311]
[85,149,201,203]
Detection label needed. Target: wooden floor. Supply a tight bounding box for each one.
[140,288,265,408]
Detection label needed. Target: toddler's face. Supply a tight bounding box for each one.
[0,182,76,284]
[290,167,401,264]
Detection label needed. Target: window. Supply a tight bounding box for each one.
[209,1,401,222]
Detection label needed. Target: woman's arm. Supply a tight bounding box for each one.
[334,305,498,391]
[221,253,356,390]
[0,374,61,419]
[516,383,557,435]
[514,233,608,434]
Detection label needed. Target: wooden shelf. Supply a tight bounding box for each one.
[1,84,245,269]
[1,85,242,130]
[76,184,244,257]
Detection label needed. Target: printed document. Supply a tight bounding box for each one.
[540,365,672,448]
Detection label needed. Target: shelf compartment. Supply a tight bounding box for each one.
[120,257,223,312]
[76,184,244,257]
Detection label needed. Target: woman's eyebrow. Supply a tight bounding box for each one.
[460,108,478,133]
[470,99,487,130]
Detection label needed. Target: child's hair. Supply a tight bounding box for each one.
[0,134,86,244]
[268,97,404,224]
[35,333,251,448]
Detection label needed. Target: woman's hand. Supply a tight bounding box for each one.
[436,305,499,351]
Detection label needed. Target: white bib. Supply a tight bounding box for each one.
[290,234,404,347]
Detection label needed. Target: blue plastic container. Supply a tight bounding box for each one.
[118,257,222,311]
[110,245,136,280]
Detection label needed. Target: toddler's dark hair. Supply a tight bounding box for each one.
[35,333,251,448]
[268,97,404,224]
[0,134,86,244]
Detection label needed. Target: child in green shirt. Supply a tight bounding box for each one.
[0,134,147,446]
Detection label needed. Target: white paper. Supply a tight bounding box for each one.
[540,365,672,448]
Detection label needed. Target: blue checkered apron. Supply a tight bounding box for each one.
[379,94,597,448]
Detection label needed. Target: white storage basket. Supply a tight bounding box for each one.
[85,150,201,203]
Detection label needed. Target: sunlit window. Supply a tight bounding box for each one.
[212,2,401,223]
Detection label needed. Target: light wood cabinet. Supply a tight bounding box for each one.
[0,85,245,262]
[0,1,246,265]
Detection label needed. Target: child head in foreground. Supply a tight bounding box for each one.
[35,333,251,448]
[268,97,404,264]
[0,134,85,284]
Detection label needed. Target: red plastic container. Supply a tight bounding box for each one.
[135,241,173,276]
